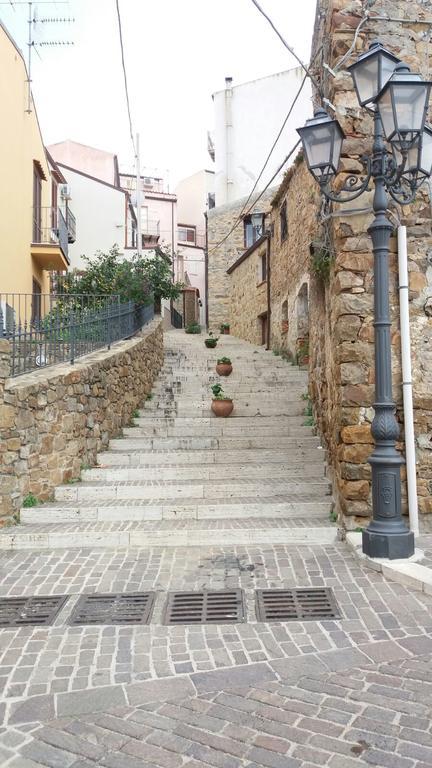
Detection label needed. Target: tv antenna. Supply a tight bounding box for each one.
[23,1,74,112]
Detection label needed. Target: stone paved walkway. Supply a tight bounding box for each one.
[1,332,432,766]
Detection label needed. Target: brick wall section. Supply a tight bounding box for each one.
[0,319,163,520]
[207,190,275,331]
[228,239,268,345]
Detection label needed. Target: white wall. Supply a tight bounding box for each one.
[61,167,128,269]
[213,67,312,205]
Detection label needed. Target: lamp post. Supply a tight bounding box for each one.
[297,41,432,559]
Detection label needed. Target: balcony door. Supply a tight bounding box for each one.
[31,278,42,326]
[33,162,43,242]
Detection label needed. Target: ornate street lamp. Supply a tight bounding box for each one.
[297,43,432,559]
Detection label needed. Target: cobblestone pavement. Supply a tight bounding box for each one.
[3,650,432,767]
[1,542,432,712]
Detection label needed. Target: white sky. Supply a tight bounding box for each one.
[0,0,317,186]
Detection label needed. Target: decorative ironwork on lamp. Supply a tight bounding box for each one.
[296,41,432,560]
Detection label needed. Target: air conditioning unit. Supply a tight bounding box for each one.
[60,184,71,200]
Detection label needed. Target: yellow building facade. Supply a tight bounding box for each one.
[0,22,69,310]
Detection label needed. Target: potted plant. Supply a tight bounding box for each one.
[216,357,232,376]
[220,322,230,335]
[211,383,233,417]
[204,331,219,348]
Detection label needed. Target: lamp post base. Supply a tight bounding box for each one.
[362,528,415,559]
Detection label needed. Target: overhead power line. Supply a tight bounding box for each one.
[115,0,135,155]
[249,0,322,97]
[208,68,308,256]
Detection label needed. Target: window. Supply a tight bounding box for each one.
[280,200,288,242]
[33,161,43,242]
[244,213,264,248]
[260,253,267,282]
[178,226,196,245]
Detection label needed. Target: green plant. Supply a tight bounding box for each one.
[22,493,40,508]
[303,396,315,426]
[80,462,92,471]
[330,510,338,523]
[301,392,309,401]
[205,332,219,348]
[354,526,364,533]
[217,357,231,365]
[146,393,153,400]
[211,383,231,401]
[310,242,334,283]
[54,245,183,306]
[66,477,82,484]
[272,348,281,356]
[185,322,201,334]
[132,409,140,419]
[220,322,230,332]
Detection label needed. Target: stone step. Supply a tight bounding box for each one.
[0,518,338,550]
[54,478,332,502]
[109,435,321,451]
[143,404,306,417]
[21,500,333,524]
[97,447,326,466]
[81,462,326,482]
[123,424,313,438]
[132,415,307,428]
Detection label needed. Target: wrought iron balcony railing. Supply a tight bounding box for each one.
[32,206,69,259]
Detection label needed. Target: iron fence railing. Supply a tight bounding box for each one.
[0,292,154,377]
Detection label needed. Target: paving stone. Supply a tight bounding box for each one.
[56,685,127,718]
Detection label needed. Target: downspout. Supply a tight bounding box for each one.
[397,225,419,536]
[394,167,432,539]
[204,211,209,330]
[225,77,233,204]
[266,231,271,350]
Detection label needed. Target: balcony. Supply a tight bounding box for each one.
[31,207,70,270]
[142,219,160,247]
[66,207,76,243]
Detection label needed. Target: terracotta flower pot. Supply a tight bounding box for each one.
[216,363,232,376]
[211,399,234,417]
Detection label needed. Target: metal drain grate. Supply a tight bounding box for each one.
[69,592,155,626]
[256,588,341,622]
[164,590,245,625]
[0,595,69,627]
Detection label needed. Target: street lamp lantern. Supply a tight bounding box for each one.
[297,108,345,184]
[376,63,432,150]
[347,40,400,108]
[297,41,432,560]
[392,123,432,179]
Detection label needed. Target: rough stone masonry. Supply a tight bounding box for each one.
[0,319,163,521]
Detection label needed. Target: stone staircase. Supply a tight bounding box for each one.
[0,331,336,550]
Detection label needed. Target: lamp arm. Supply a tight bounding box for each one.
[387,175,427,206]
[320,162,372,203]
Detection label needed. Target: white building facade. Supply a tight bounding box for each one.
[211,68,312,206]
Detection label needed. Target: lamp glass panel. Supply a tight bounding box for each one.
[420,129,432,175]
[331,131,343,172]
[378,88,396,139]
[304,123,334,168]
[393,84,427,132]
[381,55,398,92]
[352,58,378,105]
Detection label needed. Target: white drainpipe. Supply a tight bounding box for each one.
[397,225,419,536]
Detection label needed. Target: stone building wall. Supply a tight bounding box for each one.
[207,189,276,331]
[227,238,269,345]
[270,159,320,358]
[307,0,432,522]
[0,319,163,520]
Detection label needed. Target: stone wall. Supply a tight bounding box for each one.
[228,238,268,345]
[270,159,320,358]
[308,0,432,523]
[0,319,163,520]
[207,189,276,331]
